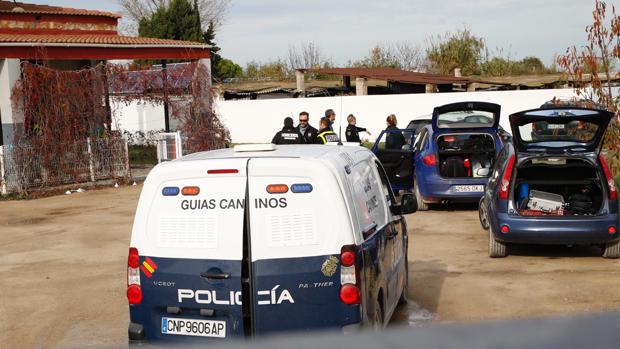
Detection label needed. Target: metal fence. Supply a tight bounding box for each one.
[0,137,130,194]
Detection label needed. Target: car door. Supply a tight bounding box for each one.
[371,129,416,192]
[372,161,403,312]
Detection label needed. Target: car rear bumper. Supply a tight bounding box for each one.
[493,212,620,245]
[419,176,486,202]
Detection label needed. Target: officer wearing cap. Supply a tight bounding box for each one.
[272,117,303,144]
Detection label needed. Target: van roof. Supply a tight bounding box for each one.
[177,144,362,162]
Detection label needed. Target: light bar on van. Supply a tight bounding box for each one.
[207,169,239,174]
[266,184,288,194]
[291,183,313,193]
[162,187,180,196]
[181,186,200,196]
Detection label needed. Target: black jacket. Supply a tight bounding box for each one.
[296,124,319,144]
[316,128,339,144]
[345,124,367,143]
[272,126,303,145]
[385,125,405,149]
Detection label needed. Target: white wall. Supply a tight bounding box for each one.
[215,89,577,143]
[0,59,21,145]
[111,99,166,133]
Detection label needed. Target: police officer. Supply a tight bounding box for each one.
[324,109,336,131]
[345,114,370,143]
[316,117,339,144]
[272,117,302,144]
[296,111,318,144]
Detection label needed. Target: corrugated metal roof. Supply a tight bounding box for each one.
[0,1,121,18]
[302,67,495,85]
[0,33,207,47]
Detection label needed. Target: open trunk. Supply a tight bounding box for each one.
[437,133,495,178]
[513,157,605,216]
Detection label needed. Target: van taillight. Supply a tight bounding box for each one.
[127,247,142,305]
[340,246,360,305]
[599,155,618,200]
[499,154,516,200]
[422,154,436,166]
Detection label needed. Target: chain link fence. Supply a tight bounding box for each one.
[0,137,130,195]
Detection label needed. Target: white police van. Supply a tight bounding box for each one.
[126,144,417,343]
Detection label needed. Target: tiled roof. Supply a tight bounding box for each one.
[0,33,208,47]
[0,1,121,18]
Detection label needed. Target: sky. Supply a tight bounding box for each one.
[21,0,620,67]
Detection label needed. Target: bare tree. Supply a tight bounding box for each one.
[117,0,231,34]
[287,41,325,70]
[392,41,424,72]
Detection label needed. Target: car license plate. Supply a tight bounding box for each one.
[547,124,565,129]
[162,317,226,338]
[454,185,484,192]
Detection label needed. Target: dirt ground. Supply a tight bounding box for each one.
[1,186,620,348]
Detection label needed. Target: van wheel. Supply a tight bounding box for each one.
[488,226,507,258]
[371,298,383,330]
[478,197,490,230]
[603,240,620,258]
[398,261,409,305]
[414,181,428,211]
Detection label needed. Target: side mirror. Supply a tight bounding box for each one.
[401,193,418,214]
[392,193,417,215]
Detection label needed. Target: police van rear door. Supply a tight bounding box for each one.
[132,158,247,341]
[246,157,360,334]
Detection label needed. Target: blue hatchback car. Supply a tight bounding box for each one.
[373,102,504,210]
[478,107,619,258]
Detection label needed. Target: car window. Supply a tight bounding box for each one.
[376,129,415,150]
[436,110,495,129]
[415,129,428,151]
[490,147,508,184]
[373,161,397,214]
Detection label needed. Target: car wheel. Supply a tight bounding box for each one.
[488,225,507,258]
[372,298,383,330]
[603,240,620,259]
[478,197,490,230]
[414,181,428,211]
[398,259,409,305]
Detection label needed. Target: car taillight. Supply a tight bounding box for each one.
[599,155,618,200]
[464,158,471,177]
[499,154,516,200]
[422,154,436,166]
[127,247,142,305]
[340,245,360,305]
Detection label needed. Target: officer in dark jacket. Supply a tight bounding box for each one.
[316,117,340,144]
[385,114,405,149]
[272,117,302,144]
[295,111,318,144]
[345,114,370,143]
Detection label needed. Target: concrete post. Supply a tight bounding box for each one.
[466,83,478,92]
[87,137,95,182]
[0,59,21,146]
[425,84,437,93]
[0,145,6,195]
[356,77,368,96]
[295,70,305,93]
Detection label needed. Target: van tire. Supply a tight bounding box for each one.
[372,297,383,330]
[414,181,428,211]
[488,226,507,258]
[478,197,490,230]
[603,240,620,258]
[398,260,409,305]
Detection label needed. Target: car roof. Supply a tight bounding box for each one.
[176,144,362,162]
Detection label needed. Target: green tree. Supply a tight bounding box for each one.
[426,27,485,75]
[138,0,204,43]
[217,58,243,80]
